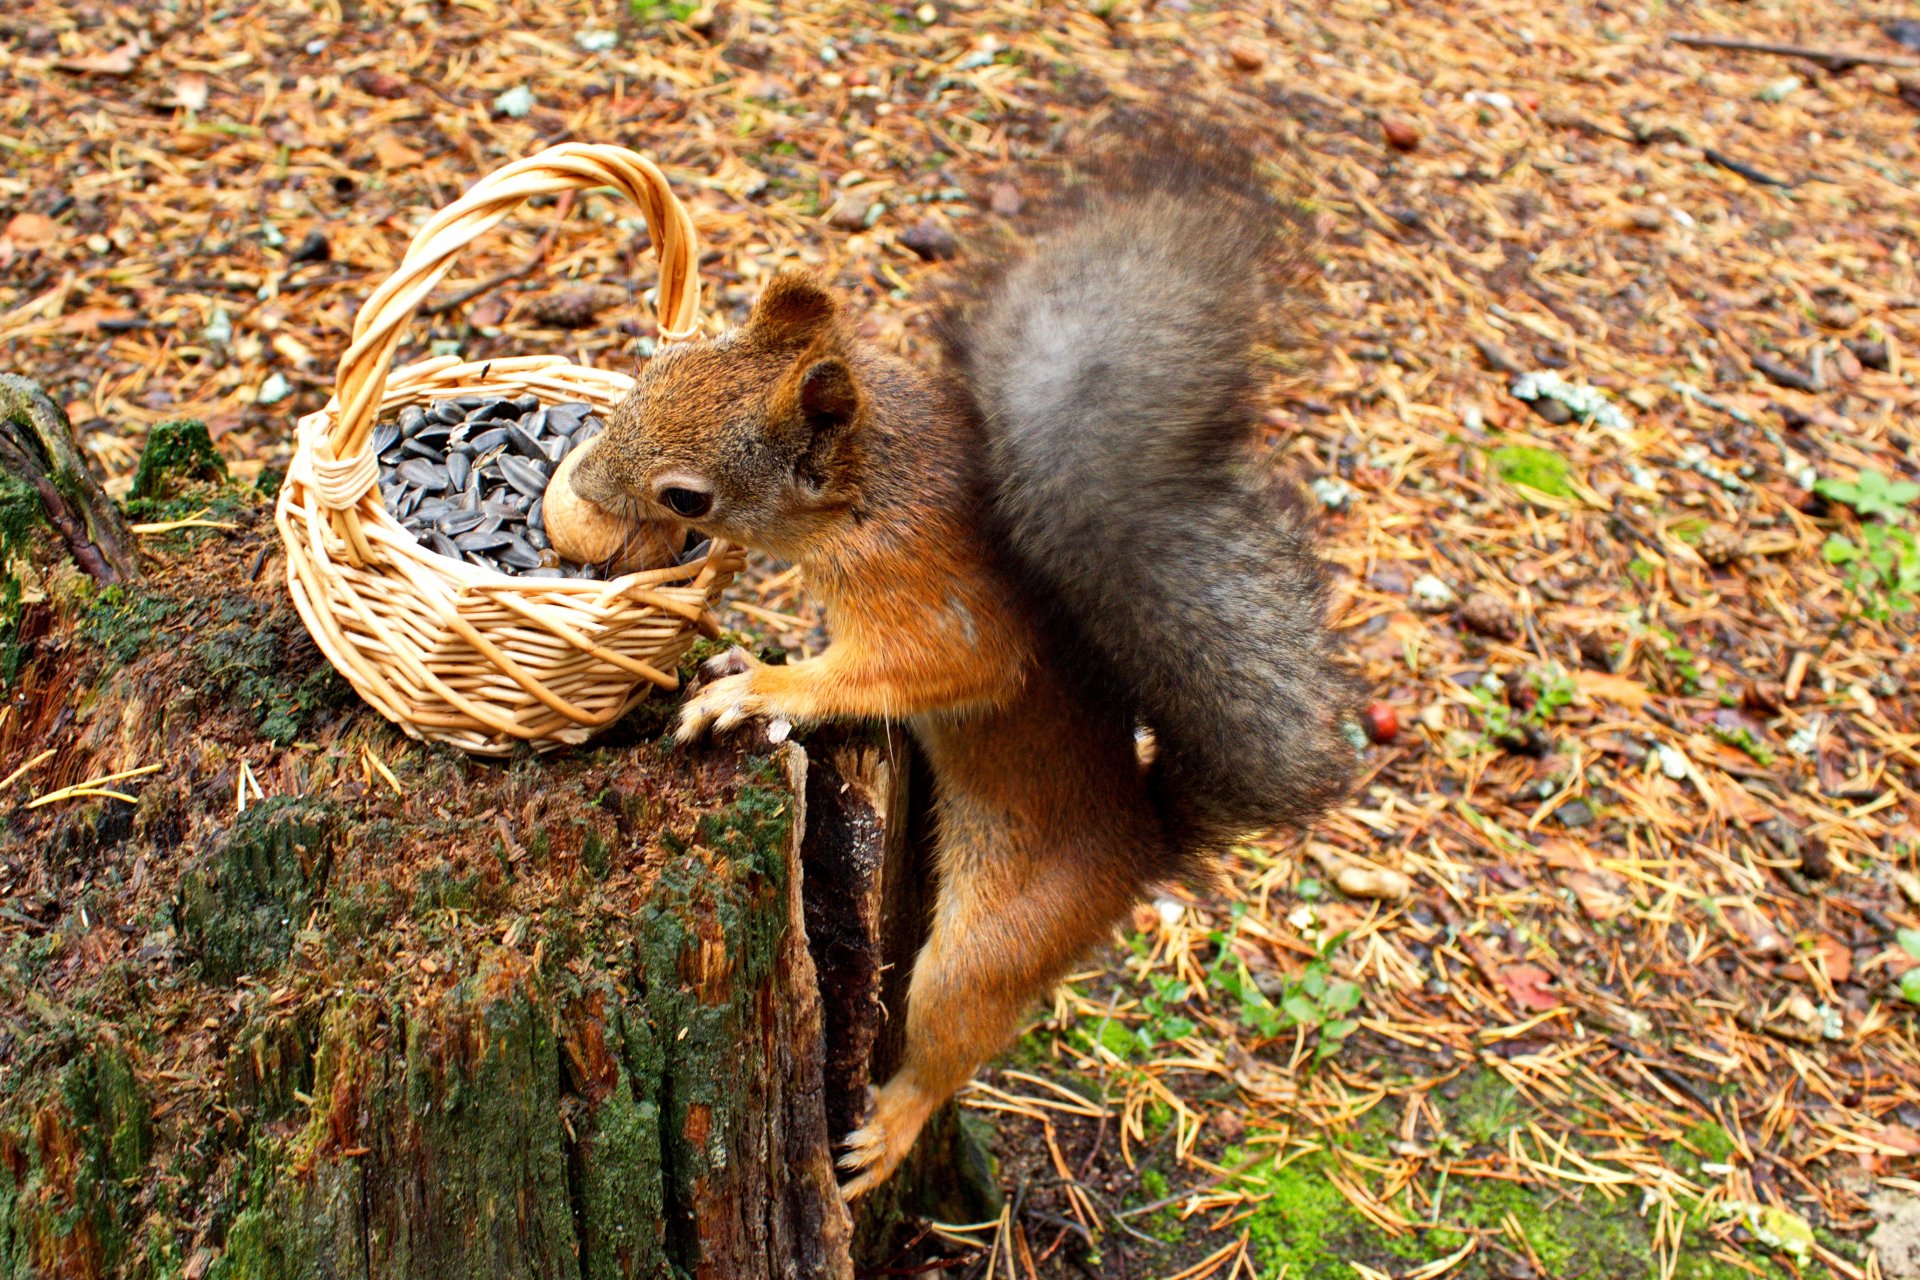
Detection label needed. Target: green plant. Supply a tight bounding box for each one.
[1824,525,1920,622]
[632,0,702,21]
[1468,666,1575,749]
[1207,916,1362,1062]
[1646,627,1704,696]
[1897,931,1920,1006]
[1815,468,1919,522]
[1712,725,1776,766]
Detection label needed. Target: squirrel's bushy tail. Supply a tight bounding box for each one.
[941,119,1356,856]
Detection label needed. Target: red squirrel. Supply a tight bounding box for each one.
[574,121,1355,1196]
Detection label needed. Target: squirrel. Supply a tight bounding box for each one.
[573,120,1356,1197]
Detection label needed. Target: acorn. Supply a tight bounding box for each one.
[542,442,685,574]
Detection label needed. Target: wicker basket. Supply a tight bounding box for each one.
[276,143,742,757]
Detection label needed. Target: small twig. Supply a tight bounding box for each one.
[419,191,574,317]
[1703,148,1795,189]
[1749,353,1821,394]
[1671,32,1920,72]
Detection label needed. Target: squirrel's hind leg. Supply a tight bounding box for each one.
[838,769,1156,1199]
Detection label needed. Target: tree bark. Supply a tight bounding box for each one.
[0,482,988,1276]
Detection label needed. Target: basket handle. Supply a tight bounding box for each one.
[319,142,701,518]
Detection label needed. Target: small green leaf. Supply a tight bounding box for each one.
[1283,995,1324,1027]
[1900,971,1920,1004]
[1898,929,1920,960]
[1321,1019,1359,1042]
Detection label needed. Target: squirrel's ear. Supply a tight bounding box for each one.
[798,358,861,436]
[747,273,839,348]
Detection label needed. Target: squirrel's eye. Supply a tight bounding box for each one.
[660,487,713,519]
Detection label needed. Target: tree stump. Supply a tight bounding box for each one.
[0,418,992,1278]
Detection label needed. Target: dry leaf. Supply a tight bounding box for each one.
[3,213,58,247]
[372,133,425,171]
[1565,870,1628,920]
[1572,670,1654,710]
[56,42,142,76]
[1779,934,1852,985]
[1496,963,1562,1012]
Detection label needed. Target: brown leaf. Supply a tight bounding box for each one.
[1382,117,1421,152]
[1566,870,1628,921]
[1496,963,1562,1012]
[371,133,425,172]
[3,213,59,247]
[1868,1124,1920,1157]
[1778,934,1852,985]
[1572,670,1653,710]
[56,42,142,76]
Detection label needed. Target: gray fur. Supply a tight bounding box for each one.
[946,130,1356,852]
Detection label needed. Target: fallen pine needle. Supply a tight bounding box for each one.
[25,762,162,808]
[130,517,241,534]
[0,748,57,791]
[361,744,404,796]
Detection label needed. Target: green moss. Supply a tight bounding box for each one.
[194,598,352,746]
[560,991,670,1279]
[0,1040,152,1277]
[1190,1074,1796,1280]
[1451,1069,1530,1147]
[78,584,179,668]
[130,419,226,502]
[0,471,40,682]
[1673,1119,1737,1168]
[1491,444,1577,500]
[177,798,336,981]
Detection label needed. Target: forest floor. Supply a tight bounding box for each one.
[4,0,1920,1276]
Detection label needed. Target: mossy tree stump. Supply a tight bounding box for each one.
[0,424,988,1278]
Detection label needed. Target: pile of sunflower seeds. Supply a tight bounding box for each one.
[372,395,701,579]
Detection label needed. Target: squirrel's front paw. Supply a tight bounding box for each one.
[676,648,781,744]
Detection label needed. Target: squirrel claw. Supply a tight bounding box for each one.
[696,645,757,684]
[835,1079,932,1201]
[675,667,770,744]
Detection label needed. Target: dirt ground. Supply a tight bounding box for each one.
[4,0,1919,1276]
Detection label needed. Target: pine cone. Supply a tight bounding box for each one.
[1458,590,1517,640]
[527,285,626,330]
[1698,524,1743,567]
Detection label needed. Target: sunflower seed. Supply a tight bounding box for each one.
[430,400,466,425]
[455,530,514,552]
[438,509,485,535]
[373,421,402,456]
[498,537,543,569]
[445,451,471,491]
[427,530,461,560]
[498,454,550,499]
[399,405,428,436]
[507,425,547,459]
[545,402,591,434]
[396,458,448,491]
[467,426,510,453]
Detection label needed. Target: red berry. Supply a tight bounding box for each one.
[1363,702,1399,743]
